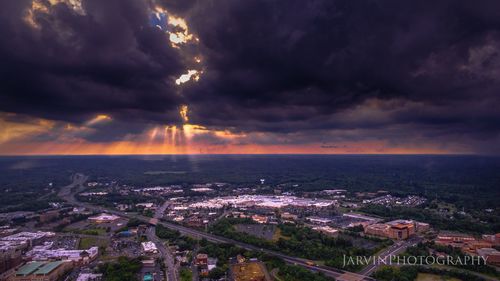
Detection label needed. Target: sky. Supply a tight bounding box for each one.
[1,0,500,155]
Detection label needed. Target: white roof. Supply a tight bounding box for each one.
[188,195,335,209]
[88,213,120,221]
[0,231,55,242]
[141,241,158,252]
[76,273,103,281]
[27,245,98,261]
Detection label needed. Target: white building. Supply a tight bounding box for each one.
[306,216,332,225]
[141,241,158,254]
[188,195,336,210]
[0,231,55,247]
[27,243,98,264]
[136,203,155,209]
[312,226,339,237]
[76,273,103,281]
[191,187,214,192]
[88,213,120,223]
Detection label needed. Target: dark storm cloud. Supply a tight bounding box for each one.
[2,0,500,152]
[181,0,500,139]
[0,0,185,125]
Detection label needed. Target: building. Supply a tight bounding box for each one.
[1,232,54,248]
[462,240,494,254]
[141,242,158,254]
[136,203,155,209]
[116,204,131,211]
[364,223,391,238]
[191,188,214,193]
[343,213,379,221]
[482,233,500,246]
[251,215,268,224]
[364,220,425,240]
[280,212,297,222]
[88,213,120,223]
[207,258,217,271]
[312,226,339,237]
[195,254,208,266]
[195,254,209,276]
[306,217,332,225]
[415,222,430,233]
[26,243,98,264]
[386,220,416,240]
[0,242,24,280]
[476,248,500,266]
[11,261,72,281]
[186,217,204,228]
[76,273,102,281]
[141,259,155,268]
[348,221,372,229]
[436,232,476,247]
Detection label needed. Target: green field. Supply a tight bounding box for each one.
[79,237,108,249]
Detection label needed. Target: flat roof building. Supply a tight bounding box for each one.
[365,223,391,238]
[26,243,98,264]
[306,216,332,225]
[88,213,120,223]
[12,261,72,281]
[1,232,55,247]
[312,226,339,237]
[141,242,158,254]
[76,273,103,281]
[436,232,476,246]
[476,248,500,266]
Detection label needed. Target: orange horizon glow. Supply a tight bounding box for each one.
[0,139,467,156]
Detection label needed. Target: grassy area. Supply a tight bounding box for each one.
[179,268,192,281]
[416,273,461,281]
[272,227,283,242]
[210,218,385,271]
[98,257,141,281]
[67,227,108,236]
[79,237,109,249]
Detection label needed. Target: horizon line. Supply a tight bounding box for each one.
[0,152,491,157]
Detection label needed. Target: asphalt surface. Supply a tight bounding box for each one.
[59,174,375,281]
[358,237,422,276]
[146,227,178,281]
[148,200,179,281]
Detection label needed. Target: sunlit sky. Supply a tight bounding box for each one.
[1,0,500,155]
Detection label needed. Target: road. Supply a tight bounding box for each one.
[147,201,179,281]
[59,174,374,281]
[58,173,88,199]
[358,237,422,276]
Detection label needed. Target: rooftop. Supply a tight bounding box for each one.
[88,213,120,221]
[190,195,336,209]
[1,231,55,242]
[16,262,45,276]
[33,261,65,275]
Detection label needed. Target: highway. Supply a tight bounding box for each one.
[147,201,179,281]
[59,174,375,281]
[358,237,422,276]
